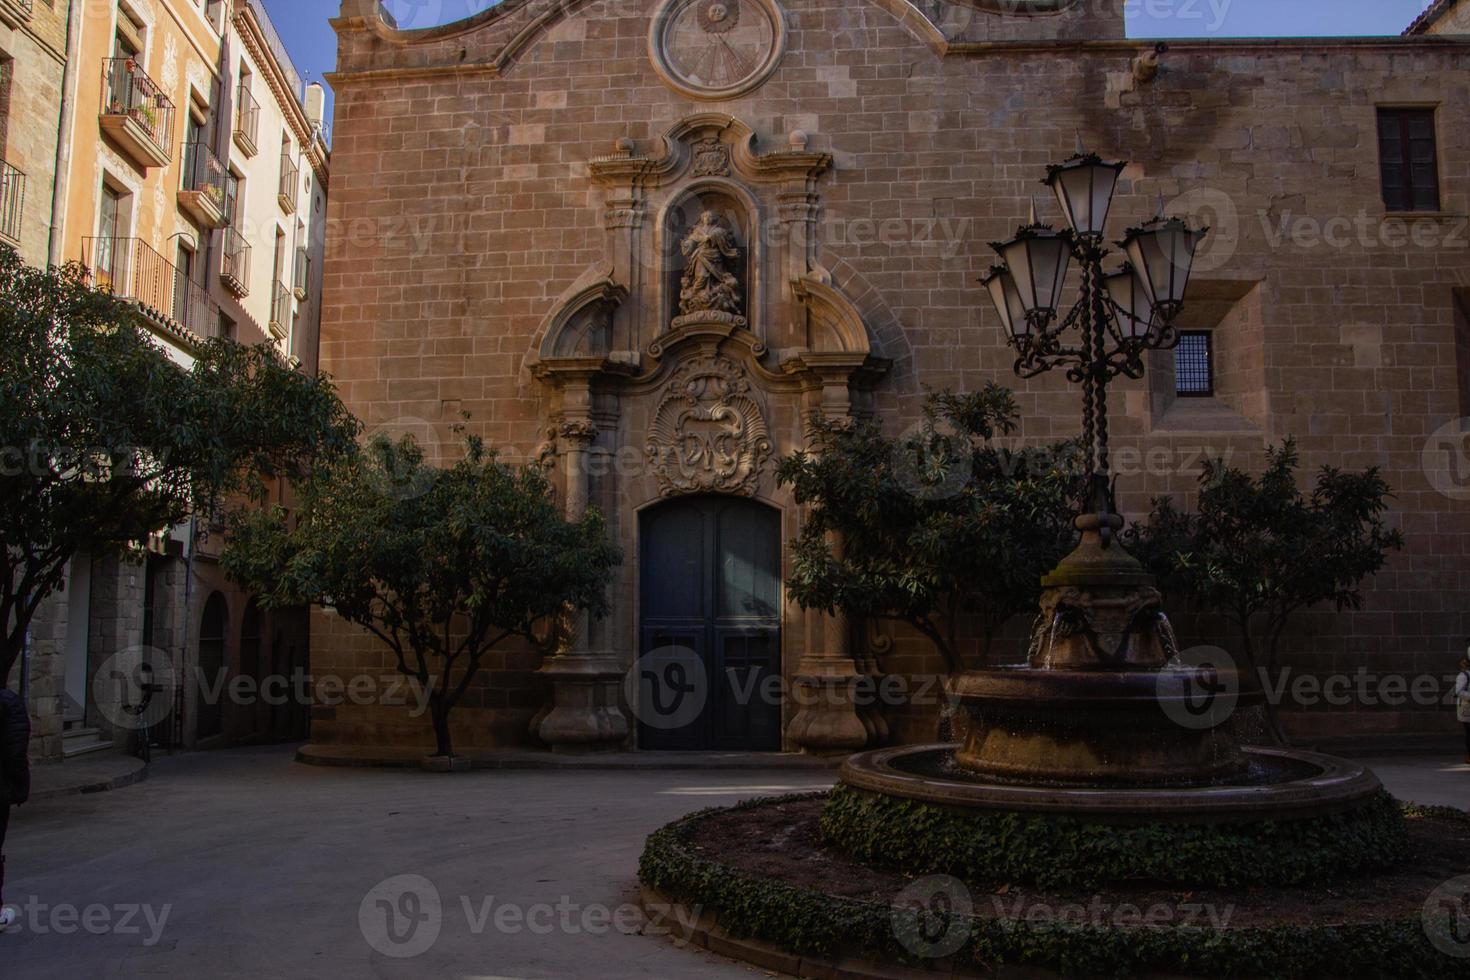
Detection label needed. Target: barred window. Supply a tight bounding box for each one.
[1377,107,1440,213]
[1175,331,1213,398]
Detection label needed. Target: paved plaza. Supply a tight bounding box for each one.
[2,745,1465,979]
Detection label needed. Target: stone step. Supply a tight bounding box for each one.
[62,728,114,759]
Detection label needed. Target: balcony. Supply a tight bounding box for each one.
[233,84,259,158]
[292,246,309,301]
[0,0,33,29]
[0,162,23,246]
[178,142,227,228]
[82,236,221,343]
[99,58,175,169]
[221,227,250,298]
[270,281,291,339]
[277,150,298,214]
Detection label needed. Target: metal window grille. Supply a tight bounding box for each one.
[1174,331,1213,397]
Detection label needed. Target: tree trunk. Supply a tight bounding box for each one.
[1,629,25,690]
[428,692,453,758]
[1238,618,1288,747]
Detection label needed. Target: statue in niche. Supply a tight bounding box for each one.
[677,211,743,320]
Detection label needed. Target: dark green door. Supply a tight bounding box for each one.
[639,496,782,750]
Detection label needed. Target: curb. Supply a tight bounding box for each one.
[31,757,149,802]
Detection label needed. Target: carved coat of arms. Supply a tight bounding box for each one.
[645,356,772,497]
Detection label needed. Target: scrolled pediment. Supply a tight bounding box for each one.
[589,115,831,191]
[529,264,632,372]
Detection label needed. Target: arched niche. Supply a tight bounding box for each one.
[660,181,758,337]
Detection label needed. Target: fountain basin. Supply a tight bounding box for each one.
[840,742,1383,822]
[948,665,1264,787]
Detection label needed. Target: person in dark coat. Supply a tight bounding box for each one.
[0,686,30,932]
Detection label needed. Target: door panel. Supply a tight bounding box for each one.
[639,496,781,751]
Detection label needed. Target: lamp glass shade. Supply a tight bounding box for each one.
[1044,154,1126,238]
[1103,264,1155,339]
[1120,217,1207,313]
[982,265,1030,339]
[995,227,1071,325]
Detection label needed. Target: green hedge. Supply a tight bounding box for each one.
[638,793,1470,979]
[820,783,1408,889]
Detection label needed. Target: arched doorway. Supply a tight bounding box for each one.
[638,495,781,750]
[197,592,228,740]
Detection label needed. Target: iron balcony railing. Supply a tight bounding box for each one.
[234,83,259,154]
[277,148,298,213]
[270,280,291,337]
[100,57,175,160]
[83,236,220,340]
[181,141,227,212]
[221,227,250,296]
[0,162,23,245]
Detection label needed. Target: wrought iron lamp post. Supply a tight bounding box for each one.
[981,150,1207,523]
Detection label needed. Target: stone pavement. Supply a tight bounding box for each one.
[30,754,148,802]
[0,743,1464,979]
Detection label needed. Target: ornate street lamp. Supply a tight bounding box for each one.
[983,152,1207,519]
[1044,151,1127,239]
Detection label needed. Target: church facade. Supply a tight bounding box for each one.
[315,0,1470,754]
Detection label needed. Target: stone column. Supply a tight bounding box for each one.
[786,529,872,754]
[535,409,631,753]
[784,388,874,753]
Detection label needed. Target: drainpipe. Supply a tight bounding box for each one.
[47,0,83,268]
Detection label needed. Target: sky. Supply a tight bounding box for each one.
[262,0,1437,126]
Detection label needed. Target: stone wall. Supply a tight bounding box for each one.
[318,0,1470,749]
[0,0,68,266]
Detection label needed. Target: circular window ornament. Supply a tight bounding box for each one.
[649,0,786,101]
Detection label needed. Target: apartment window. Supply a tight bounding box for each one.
[1377,108,1440,213]
[0,57,13,162]
[223,170,241,225]
[1174,331,1214,398]
[181,109,204,191]
[219,311,235,342]
[94,182,127,286]
[174,241,195,325]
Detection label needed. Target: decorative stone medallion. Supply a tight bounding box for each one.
[648,0,786,101]
[645,355,772,497]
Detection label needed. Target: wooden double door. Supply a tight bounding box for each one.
[638,495,782,750]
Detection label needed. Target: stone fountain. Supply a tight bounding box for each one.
[836,488,1385,824]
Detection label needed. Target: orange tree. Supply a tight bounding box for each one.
[1129,440,1404,743]
[0,246,358,686]
[222,434,621,758]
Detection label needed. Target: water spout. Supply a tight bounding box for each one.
[1157,612,1180,660]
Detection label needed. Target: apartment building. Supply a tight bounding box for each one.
[16,0,329,762]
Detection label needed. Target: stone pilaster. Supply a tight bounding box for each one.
[534,413,631,752]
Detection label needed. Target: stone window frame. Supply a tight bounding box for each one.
[1375,104,1442,214]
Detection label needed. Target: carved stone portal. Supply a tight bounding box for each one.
[645,354,771,497]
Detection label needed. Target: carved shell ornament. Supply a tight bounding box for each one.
[649,0,787,101]
[645,356,772,497]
